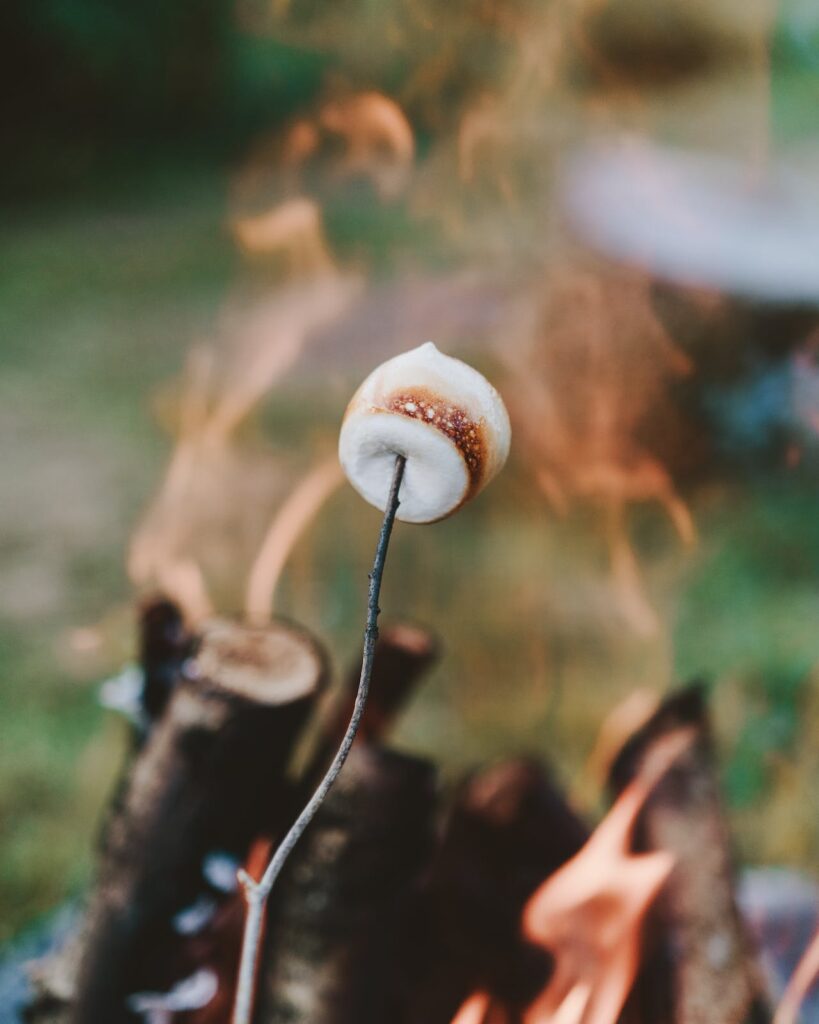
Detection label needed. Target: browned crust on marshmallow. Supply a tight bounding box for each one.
[378,387,487,498]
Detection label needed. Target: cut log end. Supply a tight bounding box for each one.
[192,618,329,705]
[379,622,439,659]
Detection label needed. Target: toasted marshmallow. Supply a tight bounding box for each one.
[339,342,511,523]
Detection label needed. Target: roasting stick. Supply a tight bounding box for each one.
[231,341,511,1024]
[232,453,405,1024]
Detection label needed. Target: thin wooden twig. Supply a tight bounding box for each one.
[231,453,407,1024]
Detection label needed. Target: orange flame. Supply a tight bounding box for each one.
[232,196,334,274]
[318,91,414,201]
[518,729,695,1024]
[586,688,660,785]
[452,991,510,1024]
[128,347,218,620]
[504,269,695,636]
[130,87,412,619]
[245,455,344,624]
[129,230,359,620]
[233,90,414,211]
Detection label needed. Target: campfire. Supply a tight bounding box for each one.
[8,3,819,1022]
[21,593,819,1023]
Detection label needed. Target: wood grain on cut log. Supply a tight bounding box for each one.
[68,618,328,1024]
[405,758,589,1024]
[609,686,770,1024]
[257,743,437,1024]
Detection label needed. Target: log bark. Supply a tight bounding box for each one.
[138,594,194,726]
[405,758,589,1024]
[26,597,195,1023]
[68,617,328,1024]
[257,743,437,1024]
[304,622,439,783]
[95,596,195,845]
[609,685,770,1024]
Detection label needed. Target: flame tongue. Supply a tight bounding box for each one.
[452,991,511,1024]
[517,730,694,1024]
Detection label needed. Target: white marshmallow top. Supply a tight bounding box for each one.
[339,342,511,523]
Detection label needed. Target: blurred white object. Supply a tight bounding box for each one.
[98,664,146,729]
[172,895,217,936]
[562,139,819,303]
[202,851,240,894]
[128,969,218,1024]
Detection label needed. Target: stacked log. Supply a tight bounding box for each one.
[609,686,771,1024]
[257,745,437,1024]
[405,758,589,1023]
[21,629,783,1024]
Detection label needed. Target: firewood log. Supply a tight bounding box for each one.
[95,596,195,848]
[66,617,328,1024]
[257,743,437,1024]
[405,758,589,1024]
[26,597,195,1023]
[138,595,194,726]
[304,622,439,783]
[609,685,770,1024]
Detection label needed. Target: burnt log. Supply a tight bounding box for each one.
[406,757,589,1023]
[609,685,770,1024]
[67,617,328,1024]
[257,744,437,1024]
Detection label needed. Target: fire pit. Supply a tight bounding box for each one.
[3,2,819,1023]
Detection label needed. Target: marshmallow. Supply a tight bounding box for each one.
[339,342,511,523]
